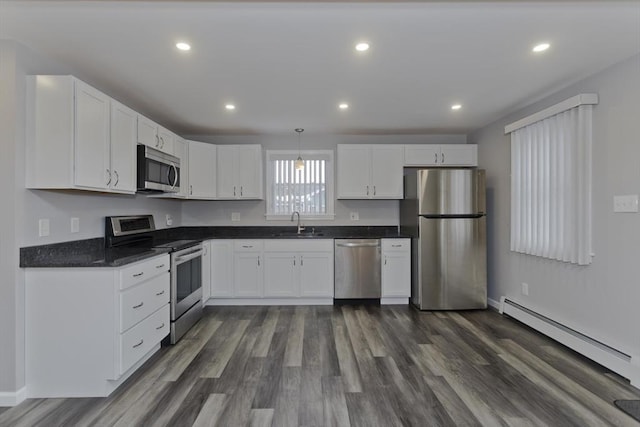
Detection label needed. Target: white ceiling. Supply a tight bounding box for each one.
[2,1,639,137]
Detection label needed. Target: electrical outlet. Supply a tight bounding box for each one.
[38,219,50,237]
[350,212,359,221]
[71,217,79,233]
[231,212,241,222]
[613,194,639,213]
[521,282,529,296]
[165,214,173,226]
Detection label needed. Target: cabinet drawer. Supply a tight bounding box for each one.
[119,254,170,290]
[120,304,169,375]
[233,240,264,251]
[382,239,410,252]
[264,239,333,252]
[120,272,169,332]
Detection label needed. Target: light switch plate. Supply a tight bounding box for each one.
[71,217,79,233]
[613,195,639,213]
[38,219,50,237]
[231,212,241,222]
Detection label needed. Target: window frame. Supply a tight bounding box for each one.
[265,149,335,220]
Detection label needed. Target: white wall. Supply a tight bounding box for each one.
[471,54,640,358]
[181,134,467,226]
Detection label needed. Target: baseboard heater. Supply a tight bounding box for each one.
[499,297,638,384]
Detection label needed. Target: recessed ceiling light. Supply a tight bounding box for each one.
[451,104,462,110]
[532,43,550,53]
[355,42,370,52]
[339,103,349,110]
[225,104,236,110]
[176,42,191,51]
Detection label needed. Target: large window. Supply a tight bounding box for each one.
[506,94,596,265]
[266,150,334,219]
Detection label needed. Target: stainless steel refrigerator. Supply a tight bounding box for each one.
[400,169,487,310]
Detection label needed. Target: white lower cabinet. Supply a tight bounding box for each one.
[381,238,411,303]
[233,240,264,297]
[206,239,334,304]
[25,254,170,397]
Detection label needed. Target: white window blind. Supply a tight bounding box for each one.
[266,150,334,219]
[507,95,596,265]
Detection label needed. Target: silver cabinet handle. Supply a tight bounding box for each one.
[391,244,402,248]
[233,186,237,197]
[159,136,165,148]
[156,290,165,296]
[384,256,387,265]
[373,186,376,196]
[106,169,111,186]
[435,152,438,163]
[155,135,160,147]
[190,185,193,195]
[240,186,243,196]
[441,152,445,163]
[133,272,144,277]
[300,256,304,266]
[366,185,370,196]
[257,256,260,266]
[133,302,144,309]
[293,257,296,266]
[242,245,253,248]
[155,323,165,330]
[133,339,144,348]
[113,170,119,187]
[156,264,165,269]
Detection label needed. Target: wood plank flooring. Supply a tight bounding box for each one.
[2,305,640,426]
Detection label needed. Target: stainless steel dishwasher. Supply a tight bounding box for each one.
[334,239,381,299]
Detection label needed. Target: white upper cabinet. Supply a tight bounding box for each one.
[109,100,137,193]
[187,140,217,199]
[137,114,175,155]
[337,144,404,199]
[404,144,477,166]
[26,75,135,194]
[216,145,263,199]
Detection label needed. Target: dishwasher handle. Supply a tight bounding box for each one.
[335,241,380,248]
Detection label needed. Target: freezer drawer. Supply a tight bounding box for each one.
[414,217,487,309]
[334,239,381,299]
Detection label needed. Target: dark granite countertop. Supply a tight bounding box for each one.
[21,226,410,268]
[20,238,171,268]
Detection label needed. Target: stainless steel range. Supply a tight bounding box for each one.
[105,215,203,344]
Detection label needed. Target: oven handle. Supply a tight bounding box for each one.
[174,249,204,264]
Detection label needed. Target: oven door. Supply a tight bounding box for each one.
[171,245,204,320]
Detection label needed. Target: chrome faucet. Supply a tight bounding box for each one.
[291,211,305,234]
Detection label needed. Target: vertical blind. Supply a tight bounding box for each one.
[272,158,327,215]
[509,103,593,265]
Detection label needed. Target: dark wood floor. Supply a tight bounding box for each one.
[2,305,639,426]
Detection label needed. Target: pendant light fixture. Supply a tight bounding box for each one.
[295,128,304,171]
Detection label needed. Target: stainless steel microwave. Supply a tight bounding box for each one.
[136,144,180,193]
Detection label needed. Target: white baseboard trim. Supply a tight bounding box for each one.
[205,298,334,306]
[487,297,501,311]
[500,296,640,388]
[0,387,27,407]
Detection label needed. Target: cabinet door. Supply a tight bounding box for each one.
[371,145,404,199]
[188,140,217,199]
[299,252,334,297]
[404,145,439,166]
[237,145,262,199]
[233,252,263,297]
[440,145,477,166]
[382,252,411,297]
[74,80,110,190]
[137,114,159,149]
[211,240,234,298]
[337,145,371,199]
[201,241,212,302]
[216,145,237,198]
[157,126,175,155]
[109,100,137,194]
[264,252,298,297]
